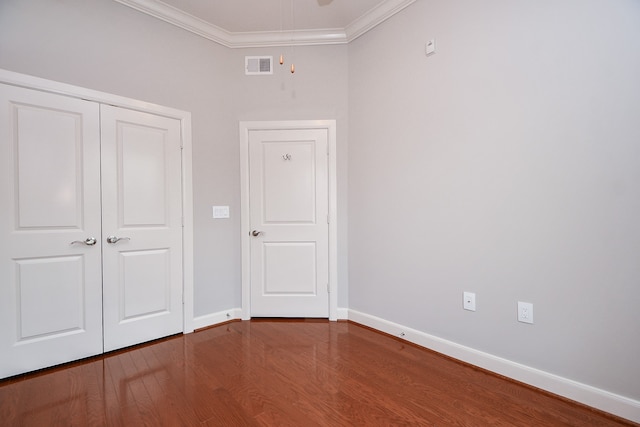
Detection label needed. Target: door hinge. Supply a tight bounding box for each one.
[327,214,330,224]
[327,283,330,293]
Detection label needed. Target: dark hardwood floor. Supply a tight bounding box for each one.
[0,320,636,426]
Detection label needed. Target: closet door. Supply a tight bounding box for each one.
[0,84,103,378]
[100,105,183,352]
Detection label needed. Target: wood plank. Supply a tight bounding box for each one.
[0,320,636,426]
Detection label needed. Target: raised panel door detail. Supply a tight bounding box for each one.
[101,105,183,352]
[263,242,317,295]
[249,128,329,317]
[118,123,168,227]
[262,142,316,224]
[14,105,84,229]
[0,84,103,379]
[120,249,170,321]
[15,256,85,341]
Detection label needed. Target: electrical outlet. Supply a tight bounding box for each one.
[517,301,534,324]
[463,292,476,311]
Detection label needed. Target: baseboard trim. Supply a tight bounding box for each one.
[347,309,640,424]
[193,308,243,330]
[336,307,349,320]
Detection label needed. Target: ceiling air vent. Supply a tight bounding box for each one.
[245,56,273,75]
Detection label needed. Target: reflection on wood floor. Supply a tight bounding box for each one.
[0,319,634,426]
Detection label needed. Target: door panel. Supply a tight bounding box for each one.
[16,256,86,339]
[249,129,329,317]
[100,105,183,352]
[0,84,103,378]
[120,124,169,226]
[16,107,84,228]
[262,141,317,223]
[120,249,171,319]
[263,242,317,294]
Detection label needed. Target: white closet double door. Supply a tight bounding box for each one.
[0,84,184,378]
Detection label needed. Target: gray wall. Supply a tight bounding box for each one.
[348,0,640,400]
[0,0,349,316]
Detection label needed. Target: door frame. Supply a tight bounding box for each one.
[0,69,195,334]
[239,120,338,321]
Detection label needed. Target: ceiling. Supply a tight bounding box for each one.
[114,0,416,48]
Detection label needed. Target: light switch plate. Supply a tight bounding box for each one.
[212,205,230,219]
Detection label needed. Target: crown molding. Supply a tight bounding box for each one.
[229,28,348,48]
[114,0,233,46]
[345,0,416,42]
[114,0,415,48]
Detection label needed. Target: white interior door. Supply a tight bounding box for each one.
[248,128,329,317]
[100,105,184,352]
[0,84,103,378]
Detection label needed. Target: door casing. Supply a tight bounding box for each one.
[240,120,338,321]
[0,69,195,334]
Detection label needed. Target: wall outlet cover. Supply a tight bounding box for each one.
[426,39,436,55]
[517,301,534,324]
[463,292,476,311]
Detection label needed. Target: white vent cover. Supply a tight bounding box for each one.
[245,56,273,75]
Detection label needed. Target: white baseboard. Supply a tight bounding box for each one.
[347,309,640,424]
[336,307,349,320]
[197,307,346,326]
[192,308,242,330]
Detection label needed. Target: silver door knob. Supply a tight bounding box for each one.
[106,236,131,244]
[70,237,97,246]
[251,230,263,237]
